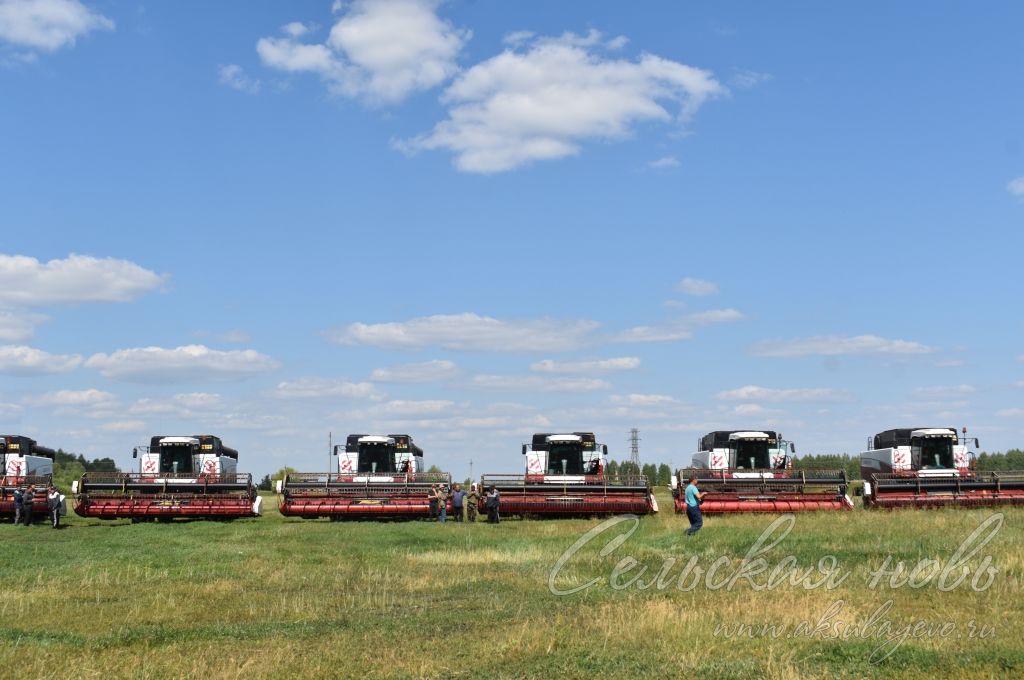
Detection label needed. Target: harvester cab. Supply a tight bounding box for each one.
[674,430,851,513]
[277,433,451,520]
[1,435,56,519]
[72,434,260,521]
[860,427,1023,508]
[480,431,657,517]
[335,434,424,480]
[523,433,605,480]
[135,435,240,478]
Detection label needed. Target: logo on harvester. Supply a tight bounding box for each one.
[528,457,542,473]
[143,459,157,473]
[712,454,724,468]
[340,459,353,472]
[203,459,216,473]
[893,451,907,466]
[8,460,22,475]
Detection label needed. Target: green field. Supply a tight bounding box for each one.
[1,492,1020,679]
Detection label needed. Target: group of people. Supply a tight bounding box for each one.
[427,483,502,524]
[9,484,64,528]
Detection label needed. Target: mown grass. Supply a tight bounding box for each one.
[1,492,1020,679]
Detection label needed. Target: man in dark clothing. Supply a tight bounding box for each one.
[22,484,35,526]
[13,487,24,525]
[47,486,61,529]
[450,484,465,522]
[486,485,500,524]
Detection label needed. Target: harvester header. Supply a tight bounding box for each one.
[278,433,451,520]
[73,434,260,521]
[673,429,852,513]
[481,431,656,517]
[860,426,1024,508]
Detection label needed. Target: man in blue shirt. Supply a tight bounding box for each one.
[684,475,705,536]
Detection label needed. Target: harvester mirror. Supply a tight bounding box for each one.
[333,445,341,456]
[790,443,796,453]
[132,447,138,459]
[602,444,608,456]
[522,444,527,455]
[975,438,980,448]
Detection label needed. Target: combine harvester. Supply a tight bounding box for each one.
[277,434,451,520]
[73,435,260,521]
[860,427,1024,508]
[1,435,55,519]
[481,432,656,517]
[673,430,852,513]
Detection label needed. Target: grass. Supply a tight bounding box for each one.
[0,491,1020,679]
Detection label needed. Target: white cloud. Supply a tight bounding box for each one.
[530,356,640,374]
[85,345,280,383]
[0,0,112,53]
[616,308,742,343]
[676,277,718,296]
[1007,177,1024,197]
[218,64,261,93]
[997,408,1024,418]
[648,155,679,168]
[751,334,935,357]
[359,399,453,416]
[257,0,468,104]
[219,329,252,344]
[0,310,42,341]
[0,254,163,306]
[0,345,81,375]
[912,385,975,398]
[100,419,146,433]
[608,393,678,406]
[25,388,115,407]
[270,377,380,399]
[716,385,844,402]
[370,359,457,382]
[733,403,770,416]
[935,358,964,368]
[331,312,600,352]
[471,374,610,392]
[400,31,724,172]
[730,69,771,89]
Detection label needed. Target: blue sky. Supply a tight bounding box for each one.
[2,0,1023,478]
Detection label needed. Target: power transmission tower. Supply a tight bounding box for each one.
[628,428,640,468]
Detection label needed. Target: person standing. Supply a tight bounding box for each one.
[486,485,500,524]
[22,484,35,527]
[427,484,439,519]
[451,484,465,522]
[466,483,479,523]
[436,485,449,524]
[684,475,705,536]
[12,486,24,525]
[47,485,61,529]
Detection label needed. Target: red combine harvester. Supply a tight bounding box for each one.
[673,430,852,513]
[278,434,451,520]
[481,432,656,517]
[860,427,1024,508]
[1,435,55,519]
[72,435,260,521]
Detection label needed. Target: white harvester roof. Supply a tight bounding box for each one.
[729,431,771,441]
[547,434,583,443]
[911,428,957,438]
[358,435,395,445]
[159,436,199,446]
